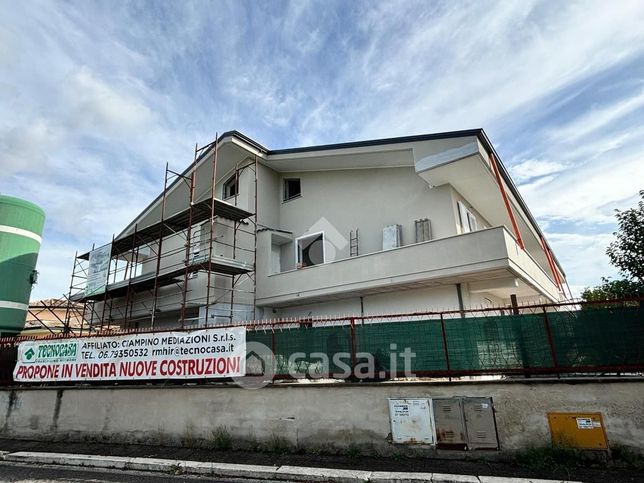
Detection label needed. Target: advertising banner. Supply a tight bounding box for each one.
[13,328,246,382]
[85,244,112,297]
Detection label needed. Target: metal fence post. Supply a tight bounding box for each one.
[440,313,451,379]
[542,307,559,371]
[349,317,357,378]
[271,327,276,377]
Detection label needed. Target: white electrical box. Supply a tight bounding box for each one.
[382,224,402,250]
[388,398,435,445]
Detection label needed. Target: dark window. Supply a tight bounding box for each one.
[223,175,238,199]
[297,233,324,267]
[284,178,301,201]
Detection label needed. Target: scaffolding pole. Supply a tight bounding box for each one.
[65,133,258,332]
[204,134,219,327]
[150,163,170,329]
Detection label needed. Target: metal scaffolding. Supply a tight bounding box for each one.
[64,136,258,333]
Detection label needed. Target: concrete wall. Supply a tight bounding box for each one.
[276,168,459,269]
[450,187,491,234]
[256,227,560,308]
[256,162,281,230]
[262,285,461,320]
[1,379,641,456]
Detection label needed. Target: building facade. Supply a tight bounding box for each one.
[72,129,567,330]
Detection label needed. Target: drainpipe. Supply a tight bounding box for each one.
[455,283,465,318]
[510,294,520,315]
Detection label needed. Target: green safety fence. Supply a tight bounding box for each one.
[550,306,643,367]
[1,304,642,384]
[245,305,643,377]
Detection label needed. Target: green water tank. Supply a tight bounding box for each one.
[0,195,45,336]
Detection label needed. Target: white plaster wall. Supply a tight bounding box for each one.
[362,286,461,315]
[277,168,459,271]
[1,380,642,455]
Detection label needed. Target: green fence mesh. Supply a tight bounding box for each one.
[550,306,644,367]
[246,305,643,377]
[248,324,353,376]
[1,304,642,384]
[443,313,555,370]
[356,320,446,373]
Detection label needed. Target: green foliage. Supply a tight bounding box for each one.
[581,277,644,303]
[264,434,291,454]
[168,463,185,475]
[606,190,644,282]
[209,426,232,450]
[514,445,582,471]
[345,443,362,458]
[307,444,339,455]
[181,423,199,448]
[516,443,644,472]
[610,444,644,469]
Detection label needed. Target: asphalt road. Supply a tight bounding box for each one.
[0,461,289,483]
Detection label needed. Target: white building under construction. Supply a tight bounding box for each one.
[69,129,568,330]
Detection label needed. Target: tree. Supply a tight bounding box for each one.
[580,192,644,304]
[581,277,644,303]
[606,190,644,282]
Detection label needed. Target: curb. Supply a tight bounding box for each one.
[1,451,583,483]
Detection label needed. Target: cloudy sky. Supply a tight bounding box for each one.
[1,0,643,300]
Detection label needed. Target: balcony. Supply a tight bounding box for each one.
[256,226,560,307]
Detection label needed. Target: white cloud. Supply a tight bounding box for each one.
[519,150,644,224]
[30,241,79,300]
[352,0,644,138]
[548,88,644,143]
[509,159,566,182]
[1,0,644,301]
[64,66,155,135]
[0,118,63,174]
[546,232,618,291]
[554,124,644,163]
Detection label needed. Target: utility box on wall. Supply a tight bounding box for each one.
[388,399,436,445]
[382,224,403,250]
[433,397,499,450]
[463,397,498,449]
[388,397,499,449]
[433,397,467,448]
[547,412,608,450]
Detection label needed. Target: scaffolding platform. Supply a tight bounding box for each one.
[74,254,253,302]
[65,134,259,331]
[78,197,253,260]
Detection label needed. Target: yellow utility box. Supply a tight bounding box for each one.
[547,412,608,450]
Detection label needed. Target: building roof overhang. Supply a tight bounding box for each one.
[110,128,564,278]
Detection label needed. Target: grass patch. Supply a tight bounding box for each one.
[264,434,291,454]
[515,445,585,471]
[209,426,232,451]
[345,443,361,459]
[181,423,199,448]
[308,444,340,456]
[611,444,644,469]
